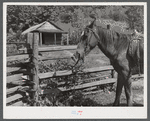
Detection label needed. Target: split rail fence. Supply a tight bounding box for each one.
[6,33,143,106]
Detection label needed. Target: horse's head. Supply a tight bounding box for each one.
[72,18,99,64]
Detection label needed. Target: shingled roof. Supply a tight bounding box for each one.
[22,21,68,35]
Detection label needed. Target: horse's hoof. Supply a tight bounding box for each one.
[113,102,120,106]
[127,103,133,106]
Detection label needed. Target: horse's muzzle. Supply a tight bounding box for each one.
[71,55,77,63]
[71,51,81,64]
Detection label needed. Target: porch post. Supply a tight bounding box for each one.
[39,33,42,46]
[54,33,56,45]
[67,33,69,45]
[61,34,64,45]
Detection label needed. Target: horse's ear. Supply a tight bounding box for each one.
[88,19,96,28]
[89,14,96,20]
[89,14,96,28]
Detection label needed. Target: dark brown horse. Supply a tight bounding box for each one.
[72,18,144,106]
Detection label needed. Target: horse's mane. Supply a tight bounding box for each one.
[98,25,132,38]
[96,26,132,52]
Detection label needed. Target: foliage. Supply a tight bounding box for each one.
[125,6,144,32]
[7,43,29,55]
[63,91,99,106]
[23,93,53,106]
[39,59,85,85]
[37,58,113,106]
[7,5,144,43]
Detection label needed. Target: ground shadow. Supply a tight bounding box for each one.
[103,103,143,107]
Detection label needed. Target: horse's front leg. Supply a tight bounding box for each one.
[113,74,124,106]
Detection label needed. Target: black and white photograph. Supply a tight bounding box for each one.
[3,2,147,119]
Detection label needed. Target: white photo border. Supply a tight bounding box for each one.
[3,2,147,119]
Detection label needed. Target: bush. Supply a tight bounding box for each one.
[65,91,99,106]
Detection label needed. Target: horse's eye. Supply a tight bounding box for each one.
[86,29,89,33]
[84,30,89,36]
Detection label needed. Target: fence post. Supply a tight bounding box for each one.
[32,32,39,101]
[26,33,33,82]
[27,33,33,49]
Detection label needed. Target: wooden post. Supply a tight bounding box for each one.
[27,33,33,49]
[27,33,30,44]
[39,33,42,46]
[61,34,64,45]
[26,33,33,81]
[54,33,56,45]
[111,70,114,78]
[107,24,110,29]
[67,34,69,45]
[32,32,39,101]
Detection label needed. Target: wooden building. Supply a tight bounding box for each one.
[22,21,68,46]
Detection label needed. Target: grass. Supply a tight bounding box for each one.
[40,46,110,68]
[84,78,144,106]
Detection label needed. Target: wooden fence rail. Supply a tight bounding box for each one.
[7,45,77,62]
[39,45,77,52]
[6,73,25,106]
[7,54,31,62]
[6,33,144,106]
[38,65,114,79]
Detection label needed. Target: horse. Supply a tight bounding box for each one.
[72,18,144,106]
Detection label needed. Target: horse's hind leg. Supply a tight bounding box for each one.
[121,65,133,106]
[113,59,132,106]
[113,74,124,106]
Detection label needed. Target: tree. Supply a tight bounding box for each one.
[125,6,144,32]
[7,5,144,43]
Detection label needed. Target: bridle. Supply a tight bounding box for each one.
[72,26,100,69]
[85,26,101,42]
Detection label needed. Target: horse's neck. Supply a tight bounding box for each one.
[97,42,114,59]
[96,27,130,60]
[96,27,114,59]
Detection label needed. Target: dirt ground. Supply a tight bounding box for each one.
[85,78,144,106]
